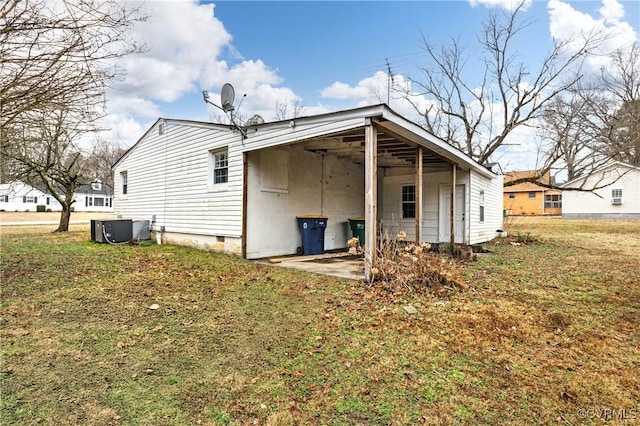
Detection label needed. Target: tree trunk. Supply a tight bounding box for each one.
[54,191,75,232]
[54,206,71,232]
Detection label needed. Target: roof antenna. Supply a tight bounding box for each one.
[202,83,247,139]
[385,58,395,105]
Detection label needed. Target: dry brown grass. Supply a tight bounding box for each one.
[1,217,639,424]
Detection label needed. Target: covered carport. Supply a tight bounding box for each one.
[241,104,497,281]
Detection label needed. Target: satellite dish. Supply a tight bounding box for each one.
[221,83,235,112]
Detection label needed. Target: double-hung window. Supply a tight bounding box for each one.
[121,171,128,195]
[402,185,416,219]
[210,149,229,186]
[611,188,623,205]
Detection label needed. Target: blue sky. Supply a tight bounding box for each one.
[105,0,639,169]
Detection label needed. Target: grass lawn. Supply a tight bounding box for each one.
[1,218,639,425]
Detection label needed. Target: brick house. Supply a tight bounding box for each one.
[503,170,562,216]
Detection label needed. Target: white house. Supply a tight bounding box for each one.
[0,180,113,212]
[112,104,503,280]
[561,161,640,219]
[0,181,53,211]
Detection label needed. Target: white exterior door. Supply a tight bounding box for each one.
[439,184,465,243]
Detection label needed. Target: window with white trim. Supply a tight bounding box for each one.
[210,149,229,185]
[94,197,104,207]
[611,188,623,205]
[1,195,8,202]
[23,196,37,203]
[402,185,416,219]
[479,190,485,222]
[121,171,128,195]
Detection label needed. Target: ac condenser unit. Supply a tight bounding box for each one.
[91,219,133,243]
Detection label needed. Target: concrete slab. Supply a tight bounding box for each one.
[259,252,365,281]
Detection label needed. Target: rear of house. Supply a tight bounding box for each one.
[562,162,640,219]
[112,105,503,266]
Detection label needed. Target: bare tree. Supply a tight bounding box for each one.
[401,1,607,166]
[596,44,640,166]
[85,138,127,194]
[274,100,305,120]
[535,43,640,184]
[4,109,95,231]
[537,89,608,181]
[0,0,145,231]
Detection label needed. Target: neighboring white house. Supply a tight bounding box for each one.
[0,180,114,212]
[561,161,640,219]
[0,181,54,211]
[112,104,503,279]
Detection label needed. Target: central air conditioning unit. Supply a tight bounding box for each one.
[91,219,133,243]
[611,198,623,205]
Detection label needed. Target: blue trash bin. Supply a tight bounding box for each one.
[296,215,328,255]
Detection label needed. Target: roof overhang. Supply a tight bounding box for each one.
[242,104,496,179]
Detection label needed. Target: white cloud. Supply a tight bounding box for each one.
[103,0,310,143]
[108,96,162,119]
[468,0,532,11]
[320,71,436,124]
[548,0,638,69]
[321,81,371,99]
[599,0,624,23]
[112,1,232,102]
[101,114,150,148]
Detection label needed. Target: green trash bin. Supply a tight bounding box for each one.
[348,217,366,245]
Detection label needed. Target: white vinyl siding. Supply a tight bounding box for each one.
[113,121,245,238]
[382,169,487,244]
[469,170,503,245]
[562,164,640,218]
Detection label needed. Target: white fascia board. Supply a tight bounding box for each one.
[561,161,640,188]
[378,108,495,179]
[240,112,381,153]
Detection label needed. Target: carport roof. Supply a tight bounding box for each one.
[242,104,496,179]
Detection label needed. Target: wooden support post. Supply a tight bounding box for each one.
[450,164,456,253]
[415,148,423,244]
[364,120,377,282]
[242,152,248,258]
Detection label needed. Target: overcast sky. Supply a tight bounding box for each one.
[103,0,639,171]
